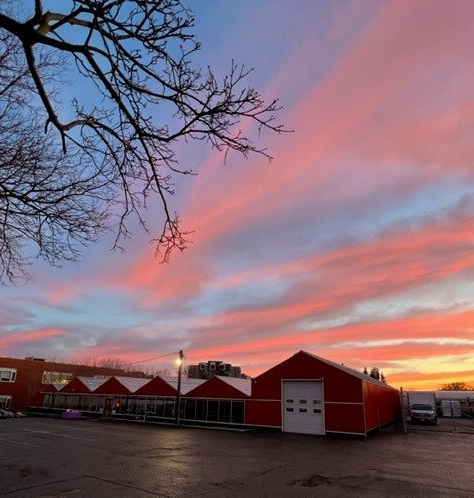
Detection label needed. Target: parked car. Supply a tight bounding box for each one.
[408,403,437,423]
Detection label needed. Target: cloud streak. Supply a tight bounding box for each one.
[2,1,474,390]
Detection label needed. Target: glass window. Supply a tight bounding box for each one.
[286,407,294,412]
[0,395,12,409]
[286,399,293,403]
[55,394,66,409]
[41,371,73,384]
[83,395,92,411]
[219,400,232,423]
[196,399,207,420]
[207,400,219,421]
[231,401,244,424]
[299,399,307,404]
[67,395,80,408]
[299,408,307,413]
[154,399,165,417]
[164,398,174,418]
[184,398,197,420]
[0,368,17,382]
[313,408,321,414]
[313,400,321,404]
[84,395,99,412]
[146,397,156,415]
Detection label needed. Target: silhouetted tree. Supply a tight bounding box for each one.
[440,381,473,391]
[380,372,387,384]
[363,366,368,376]
[0,1,284,282]
[0,30,109,284]
[369,367,380,381]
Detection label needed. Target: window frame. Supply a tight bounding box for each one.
[0,367,17,383]
[0,395,12,409]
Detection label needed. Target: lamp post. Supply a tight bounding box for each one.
[175,349,184,426]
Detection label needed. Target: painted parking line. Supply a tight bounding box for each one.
[18,428,96,442]
[17,424,139,438]
[62,426,136,437]
[0,436,40,448]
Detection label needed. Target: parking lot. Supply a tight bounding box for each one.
[1,417,473,498]
[407,416,474,434]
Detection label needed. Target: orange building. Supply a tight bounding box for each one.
[0,356,145,412]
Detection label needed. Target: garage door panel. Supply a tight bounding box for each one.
[282,381,324,435]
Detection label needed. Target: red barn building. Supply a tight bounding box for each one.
[246,351,400,436]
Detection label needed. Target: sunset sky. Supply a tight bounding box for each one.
[2,0,474,390]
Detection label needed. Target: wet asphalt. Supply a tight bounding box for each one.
[1,417,473,498]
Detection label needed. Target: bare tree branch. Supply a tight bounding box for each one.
[0,1,286,276]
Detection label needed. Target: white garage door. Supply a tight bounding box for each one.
[282,380,324,435]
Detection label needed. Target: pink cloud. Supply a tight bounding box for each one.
[114,0,474,301]
[1,328,67,351]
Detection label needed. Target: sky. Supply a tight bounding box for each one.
[2,0,474,390]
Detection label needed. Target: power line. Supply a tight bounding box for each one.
[131,351,179,365]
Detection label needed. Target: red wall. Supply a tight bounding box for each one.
[60,378,92,394]
[363,382,401,431]
[324,404,365,433]
[134,376,177,396]
[186,376,249,399]
[251,351,363,403]
[245,400,281,426]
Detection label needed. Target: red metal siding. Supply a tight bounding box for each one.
[251,351,363,403]
[60,378,92,394]
[324,403,365,434]
[134,376,177,396]
[363,382,400,431]
[245,400,280,426]
[93,377,130,395]
[186,376,248,399]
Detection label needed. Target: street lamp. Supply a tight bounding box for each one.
[175,350,184,426]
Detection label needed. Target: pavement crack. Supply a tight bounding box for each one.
[83,474,170,497]
[256,464,287,476]
[3,477,79,495]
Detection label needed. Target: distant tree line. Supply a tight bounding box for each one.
[439,381,473,391]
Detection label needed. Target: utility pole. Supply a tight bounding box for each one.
[400,387,407,434]
[175,349,184,426]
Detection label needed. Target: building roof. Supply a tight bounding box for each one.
[162,376,206,394]
[77,376,110,392]
[303,351,396,389]
[215,376,252,396]
[134,375,177,396]
[114,376,150,393]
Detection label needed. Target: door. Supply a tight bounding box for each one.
[282,380,324,435]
